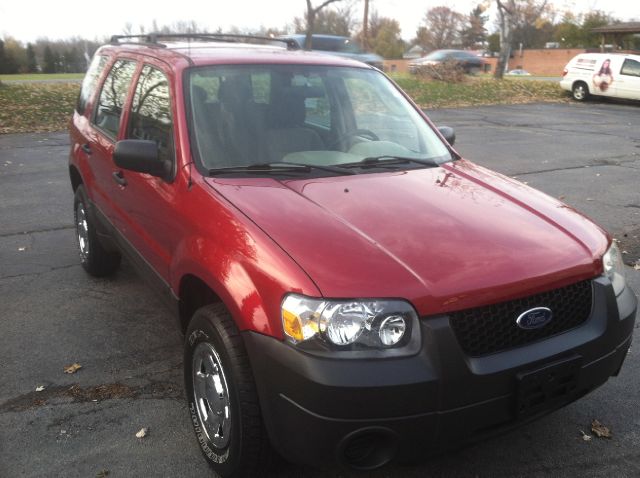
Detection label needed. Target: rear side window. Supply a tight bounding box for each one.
[128,65,174,164]
[621,59,640,77]
[76,55,108,115]
[93,60,137,139]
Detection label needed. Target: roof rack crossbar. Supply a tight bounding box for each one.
[109,33,296,49]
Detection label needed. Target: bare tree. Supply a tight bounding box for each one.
[415,6,464,50]
[304,0,343,49]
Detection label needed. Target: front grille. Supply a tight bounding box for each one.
[449,280,593,357]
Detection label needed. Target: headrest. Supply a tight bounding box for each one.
[269,88,306,128]
[191,85,208,107]
[218,77,251,109]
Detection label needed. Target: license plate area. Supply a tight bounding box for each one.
[516,356,581,418]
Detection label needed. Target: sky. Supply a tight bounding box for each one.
[1,0,639,43]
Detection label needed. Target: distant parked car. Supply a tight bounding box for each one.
[280,34,384,69]
[561,52,640,101]
[506,69,531,76]
[409,49,485,74]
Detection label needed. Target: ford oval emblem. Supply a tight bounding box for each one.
[516,307,553,330]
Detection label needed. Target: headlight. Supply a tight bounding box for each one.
[603,241,626,296]
[281,294,419,354]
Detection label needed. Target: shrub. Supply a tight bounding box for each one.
[415,60,467,83]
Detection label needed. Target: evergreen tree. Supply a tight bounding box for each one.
[26,43,38,72]
[43,45,56,73]
[0,40,7,74]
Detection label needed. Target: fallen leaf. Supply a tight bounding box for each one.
[64,363,82,374]
[579,430,592,441]
[591,419,612,438]
[96,470,110,478]
[35,385,45,392]
[136,427,148,438]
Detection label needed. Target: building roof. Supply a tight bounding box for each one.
[591,22,640,34]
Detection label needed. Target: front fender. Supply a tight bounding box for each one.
[171,232,321,339]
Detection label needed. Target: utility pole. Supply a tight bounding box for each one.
[362,0,370,49]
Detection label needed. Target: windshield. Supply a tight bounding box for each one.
[187,65,452,175]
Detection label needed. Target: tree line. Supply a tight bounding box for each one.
[0,0,635,75]
[0,38,103,74]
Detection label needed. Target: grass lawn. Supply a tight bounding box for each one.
[0,75,567,134]
[391,74,568,109]
[0,82,80,134]
[0,73,84,81]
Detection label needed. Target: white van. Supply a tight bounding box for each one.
[560,52,640,101]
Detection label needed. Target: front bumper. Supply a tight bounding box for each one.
[243,277,636,469]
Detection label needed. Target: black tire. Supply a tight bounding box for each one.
[572,81,589,102]
[184,303,272,478]
[73,185,121,277]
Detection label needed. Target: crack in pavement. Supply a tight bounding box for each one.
[510,155,640,177]
[0,263,79,281]
[0,225,74,238]
[479,116,640,142]
[0,140,68,151]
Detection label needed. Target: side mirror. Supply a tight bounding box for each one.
[113,140,170,178]
[437,126,456,146]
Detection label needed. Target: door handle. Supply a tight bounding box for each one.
[112,170,127,186]
[81,143,92,155]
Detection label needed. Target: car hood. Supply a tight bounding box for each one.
[204,160,608,316]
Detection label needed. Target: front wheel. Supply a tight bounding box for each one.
[184,304,272,477]
[572,82,589,101]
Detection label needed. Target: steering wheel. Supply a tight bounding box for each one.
[329,129,379,150]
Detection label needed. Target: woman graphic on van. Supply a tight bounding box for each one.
[593,58,613,91]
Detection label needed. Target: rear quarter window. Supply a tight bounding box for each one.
[621,59,640,77]
[76,55,108,115]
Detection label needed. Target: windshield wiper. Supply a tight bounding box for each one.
[341,155,440,169]
[209,162,355,176]
[271,161,356,175]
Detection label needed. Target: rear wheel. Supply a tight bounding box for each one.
[572,82,589,101]
[73,185,120,276]
[185,304,272,477]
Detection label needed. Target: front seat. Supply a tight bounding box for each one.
[265,89,325,163]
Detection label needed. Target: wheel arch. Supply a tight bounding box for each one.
[572,80,590,100]
[69,165,83,192]
[178,273,223,333]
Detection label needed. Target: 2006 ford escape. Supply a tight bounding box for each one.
[69,34,637,477]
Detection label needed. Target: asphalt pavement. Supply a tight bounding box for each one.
[1,102,639,477]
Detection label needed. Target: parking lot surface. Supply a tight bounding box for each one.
[1,102,639,477]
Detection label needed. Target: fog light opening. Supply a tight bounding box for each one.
[339,427,398,470]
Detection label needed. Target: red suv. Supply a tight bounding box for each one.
[69,34,637,477]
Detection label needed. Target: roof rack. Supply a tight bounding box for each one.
[109,33,296,49]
